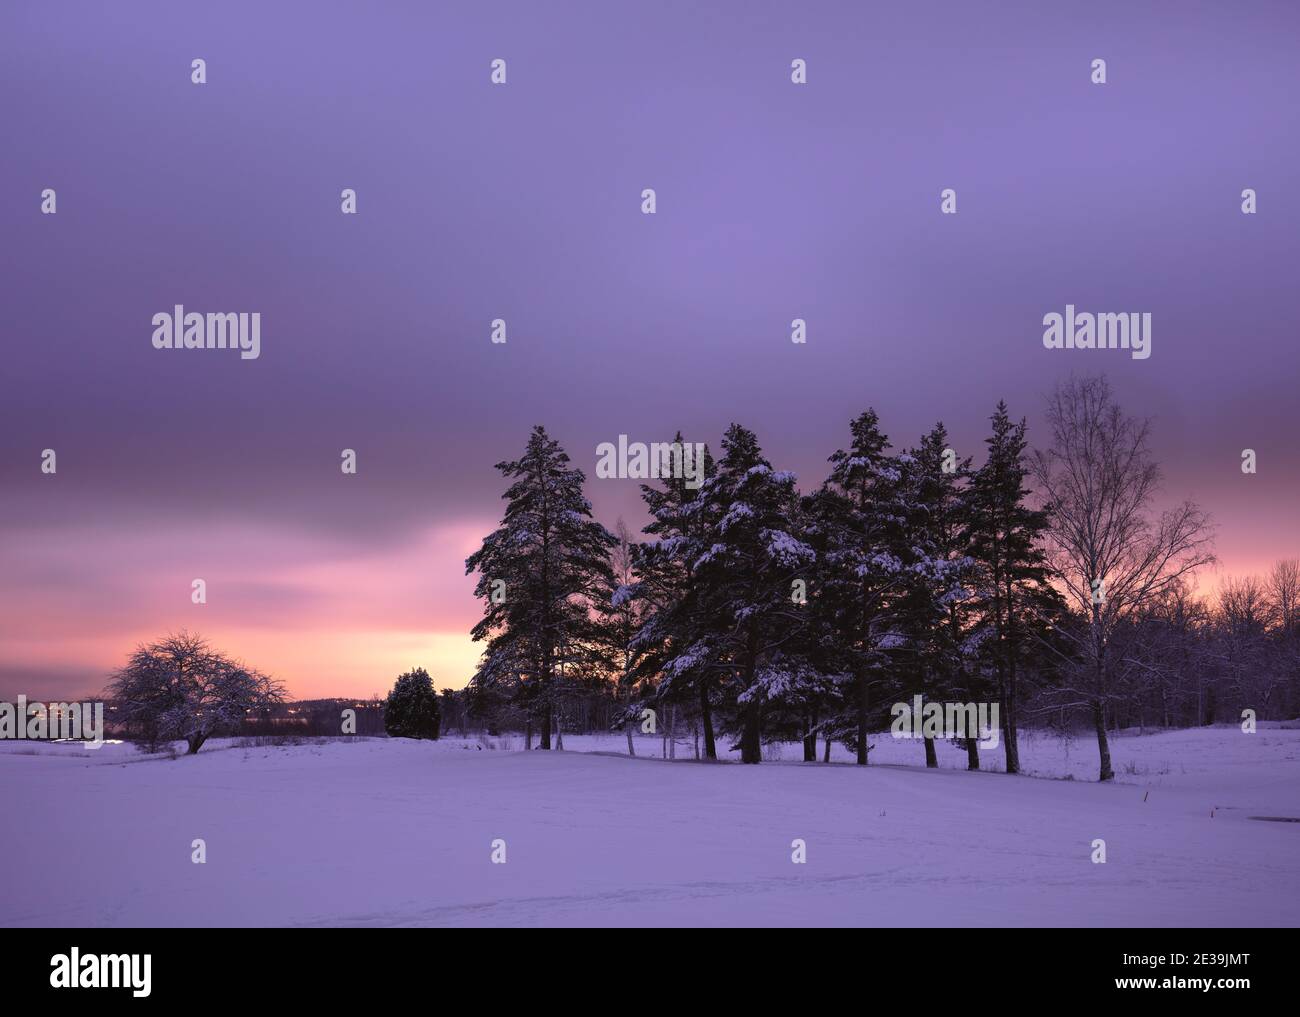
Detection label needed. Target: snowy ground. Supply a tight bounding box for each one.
[2,726,1298,927]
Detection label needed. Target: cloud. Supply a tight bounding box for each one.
[0,516,488,699]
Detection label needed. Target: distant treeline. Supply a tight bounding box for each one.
[92,698,386,740]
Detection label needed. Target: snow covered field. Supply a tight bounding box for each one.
[3,726,1298,927]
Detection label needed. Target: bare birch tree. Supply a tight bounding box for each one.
[1032,376,1215,780]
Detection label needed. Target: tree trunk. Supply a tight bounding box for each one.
[823,736,832,763]
[555,713,564,750]
[918,668,938,768]
[625,725,635,757]
[525,720,532,751]
[855,672,869,765]
[1003,576,1020,774]
[1093,699,1114,781]
[699,679,717,760]
[186,734,206,755]
[739,634,762,764]
[966,737,980,770]
[1002,690,1020,774]
[540,701,552,750]
[803,709,817,762]
[740,706,762,764]
[1090,608,1113,781]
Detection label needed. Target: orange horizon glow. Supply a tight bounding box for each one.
[0,504,1294,703]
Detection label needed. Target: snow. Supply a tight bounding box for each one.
[662,642,709,677]
[718,502,754,532]
[692,543,728,570]
[761,528,815,564]
[2,726,1297,927]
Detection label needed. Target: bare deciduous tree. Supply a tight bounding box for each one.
[1032,376,1215,780]
[1266,559,1300,638]
[104,631,284,753]
[1216,575,1285,716]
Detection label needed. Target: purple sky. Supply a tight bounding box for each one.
[2,0,1297,700]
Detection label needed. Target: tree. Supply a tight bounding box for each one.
[685,424,813,763]
[965,402,1062,774]
[900,422,977,768]
[595,518,646,755]
[816,410,911,765]
[1213,576,1280,719]
[1033,376,1215,780]
[626,434,721,757]
[466,426,615,749]
[1264,560,1300,720]
[104,632,283,754]
[1266,560,1300,639]
[384,668,442,739]
[1129,579,1211,728]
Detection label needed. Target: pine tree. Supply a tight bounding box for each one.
[626,433,721,757]
[797,487,856,761]
[965,402,1060,774]
[595,518,646,755]
[677,424,813,763]
[817,410,911,765]
[465,426,615,749]
[384,668,442,739]
[897,423,975,767]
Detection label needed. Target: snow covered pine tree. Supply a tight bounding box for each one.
[466,426,615,749]
[623,432,722,758]
[681,424,814,763]
[384,667,442,739]
[812,410,912,765]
